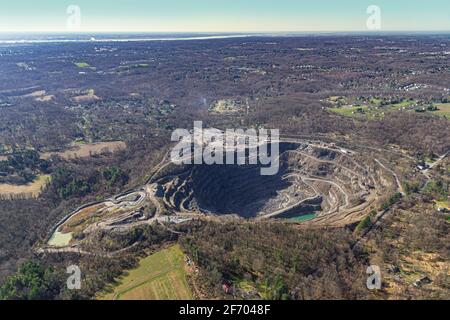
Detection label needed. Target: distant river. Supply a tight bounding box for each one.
[0,33,257,44]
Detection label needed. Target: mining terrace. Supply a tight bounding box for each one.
[43,135,405,251]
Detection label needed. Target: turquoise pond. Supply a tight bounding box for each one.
[287,213,317,222]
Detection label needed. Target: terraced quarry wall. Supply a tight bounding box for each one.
[157,141,398,224]
[43,139,402,252]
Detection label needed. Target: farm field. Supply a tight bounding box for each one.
[329,100,450,120]
[435,200,450,210]
[328,99,419,119]
[328,105,370,117]
[99,244,193,300]
[40,141,126,160]
[0,174,51,198]
[433,103,450,119]
[74,62,91,68]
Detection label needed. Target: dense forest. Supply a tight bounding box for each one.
[180,222,369,300]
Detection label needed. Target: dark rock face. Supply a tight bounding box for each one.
[191,163,291,218]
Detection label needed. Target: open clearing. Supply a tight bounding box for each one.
[209,99,242,114]
[41,141,126,160]
[328,99,419,119]
[329,101,450,120]
[433,103,450,119]
[23,90,55,102]
[329,105,370,117]
[72,89,100,103]
[74,62,90,68]
[0,174,51,198]
[99,244,193,300]
[435,200,450,210]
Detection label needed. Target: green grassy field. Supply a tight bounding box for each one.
[74,62,90,68]
[433,103,450,119]
[391,100,416,108]
[328,97,450,120]
[116,64,150,72]
[328,105,370,117]
[99,244,193,300]
[435,200,450,210]
[328,99,423,119]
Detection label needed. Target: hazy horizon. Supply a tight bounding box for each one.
[1,31,448,44]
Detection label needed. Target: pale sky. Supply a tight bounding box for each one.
[0,0,449,33]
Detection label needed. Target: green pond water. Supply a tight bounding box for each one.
[287,213,317,222]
